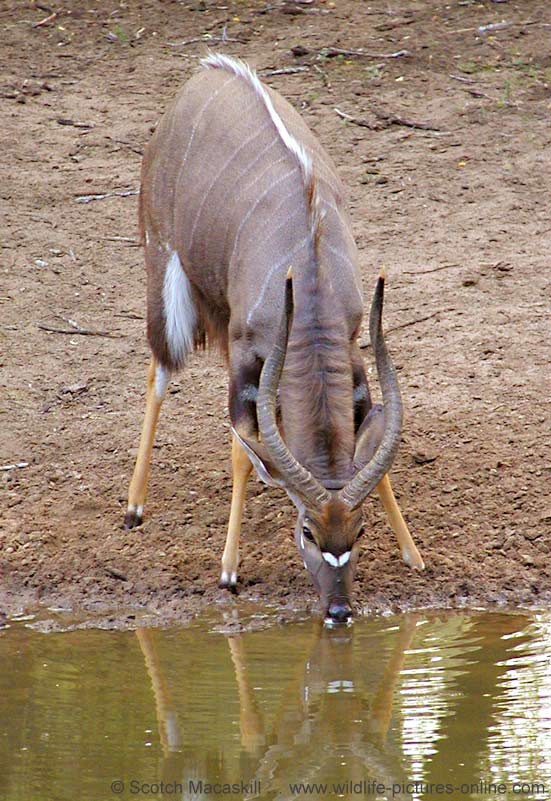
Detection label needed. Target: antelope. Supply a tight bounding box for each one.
[124,54,424,623]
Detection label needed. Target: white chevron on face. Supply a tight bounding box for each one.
[322,551,351,568]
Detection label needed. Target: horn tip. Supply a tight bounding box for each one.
[374,273,385,306]
[283,266,294,326]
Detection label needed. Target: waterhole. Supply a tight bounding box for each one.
[1,610,550,800]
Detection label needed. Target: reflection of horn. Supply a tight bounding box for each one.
[369,614,420,740]
[136,629,182,755]
[227,637,266,755]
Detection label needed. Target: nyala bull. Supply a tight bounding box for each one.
[124,54,424,623]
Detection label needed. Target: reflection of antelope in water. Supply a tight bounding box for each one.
[136,618,418,799]
[228,618,418,798]
[124,54,424,622]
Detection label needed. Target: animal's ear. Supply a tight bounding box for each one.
[353,404,385,470]
[232,427,287,489]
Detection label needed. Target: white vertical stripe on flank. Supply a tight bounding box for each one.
[162,251,196,367]
[188,120,272,249]
[246,234,310,326]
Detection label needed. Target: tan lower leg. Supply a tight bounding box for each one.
[376,474,425,569]
[125,359,166,528]
[220,434,252,589]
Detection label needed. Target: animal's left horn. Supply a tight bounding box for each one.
[339,274,403,509]
[256,270,330,506]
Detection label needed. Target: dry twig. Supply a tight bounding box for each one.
[313,64,331,89]
[262,66,310,77]
[57,118,95,129]
[105,136,143,156]
[105,236,141,246]
[335,108,377,129]
[166,35,247,47]
[32,11,57,28]
[323,47,410,59]
[403,264,460,275]
[373,107,441,131]
[75,189,139,204]
[0,462,29,471]
[38,316,121,338]
[335,107,441,133]
[449,73,475,84]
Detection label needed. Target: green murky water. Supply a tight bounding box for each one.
[1,610,550,801]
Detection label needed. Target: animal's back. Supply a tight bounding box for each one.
[140,55,362,357]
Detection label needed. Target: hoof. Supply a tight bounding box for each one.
[123,505,143,530]
[219,570,238,594]
[402,548,425,570]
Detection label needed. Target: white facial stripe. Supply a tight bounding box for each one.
[300,532,305,550]
[322,551,351,568]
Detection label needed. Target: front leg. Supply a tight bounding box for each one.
[377,474,425,569]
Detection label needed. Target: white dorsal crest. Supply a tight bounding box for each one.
[201,53,325,248]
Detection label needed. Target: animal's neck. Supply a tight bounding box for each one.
[278,264,355,483]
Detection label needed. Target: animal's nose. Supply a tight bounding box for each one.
[327,601,352,623]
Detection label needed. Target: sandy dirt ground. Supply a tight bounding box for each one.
[1,0,550,626]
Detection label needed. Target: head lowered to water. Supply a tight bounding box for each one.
[123,54,425,623]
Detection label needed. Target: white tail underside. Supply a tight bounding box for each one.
[162,251,197,367]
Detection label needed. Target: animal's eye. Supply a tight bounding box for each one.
[356,526,365,540]
[303,525,315,542]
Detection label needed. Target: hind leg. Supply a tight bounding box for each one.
[124,359,169,529]
[219,354,263,590]
[220,433,253,591]
[124,241,196,528]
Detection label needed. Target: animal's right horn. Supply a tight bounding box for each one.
[256,270,330,506]
[339,274,403,509]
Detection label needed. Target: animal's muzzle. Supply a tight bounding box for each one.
[326,599,353,623]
